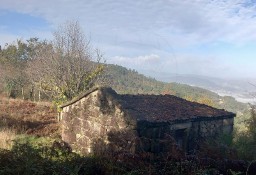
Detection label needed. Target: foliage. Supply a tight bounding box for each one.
[0,21,105,105]
[0,138,105,175]
[198,105,256,162]
[26,21,105,106]
[0,138,225,175]
[233,105,256,160]
[0,134,253,175]
[198,133,237,161]
[0,40,30,98]
[0,128,16,150]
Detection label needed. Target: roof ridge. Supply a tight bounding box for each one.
[60,86,115,108]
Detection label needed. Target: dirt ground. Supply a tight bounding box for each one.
[0,95,60,137]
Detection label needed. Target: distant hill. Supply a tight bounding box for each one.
[158,74,256,104]
[105,64,248,114]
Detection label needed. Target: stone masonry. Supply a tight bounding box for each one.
[60,87,235,155]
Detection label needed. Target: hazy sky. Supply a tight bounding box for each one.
[1,0,256,80]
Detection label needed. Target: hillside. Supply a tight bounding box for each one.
[105,64,248,114]
[0,66,254,174]
[0,64,246,134]
[0,96,59,137]
[158,74,256,104]
[0,64,248,136]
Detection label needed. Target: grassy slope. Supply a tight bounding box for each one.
[0,95,59,137]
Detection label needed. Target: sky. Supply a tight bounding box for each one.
[0,0,256,81]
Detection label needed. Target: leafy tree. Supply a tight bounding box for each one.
[0,40,30,98]
[27,21,104,106]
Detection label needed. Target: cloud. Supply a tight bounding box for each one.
[111,54,161,67]
[1,0,256,45]
[137,54,160,63]
[1,0,256,78]
[110,52,244,80]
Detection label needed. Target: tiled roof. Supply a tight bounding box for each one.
[118,94,235,122]
[61,87,235,122]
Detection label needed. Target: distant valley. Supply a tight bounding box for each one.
[154,74,256,104]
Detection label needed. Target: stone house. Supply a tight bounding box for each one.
[60,87,235,155]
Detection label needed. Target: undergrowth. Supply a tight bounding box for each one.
[0,128,16,150]
[0,137,104,175]
[0,136,224,175]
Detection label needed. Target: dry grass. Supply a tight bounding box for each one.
[0,95,60,137]
[0,128,16,150]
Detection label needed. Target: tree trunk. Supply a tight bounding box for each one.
[38,83,41,102]
[21,87,24,100]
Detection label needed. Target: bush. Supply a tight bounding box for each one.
[233,105,256,160]
[0,137,224,175]
[0,138,105,175]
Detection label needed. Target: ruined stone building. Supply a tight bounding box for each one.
[60,87,235,155]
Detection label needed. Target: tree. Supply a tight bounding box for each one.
[234,104,256,160]
[0,40,30,98]
[197,96,215,107]
[27,21,104,105]
[25,39,50,101]
[247,105,256,141]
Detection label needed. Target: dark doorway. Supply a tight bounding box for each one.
[174,129,187,151]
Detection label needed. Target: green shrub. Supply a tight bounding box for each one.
[233,105,256,160]
[0,137,104,175]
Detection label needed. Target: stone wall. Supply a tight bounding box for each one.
[135,117,234,154]
[187,117,234,152]
[61,89,137,155]
[197,118,234,138]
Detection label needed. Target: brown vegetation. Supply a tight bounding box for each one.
[0,95,59,137]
